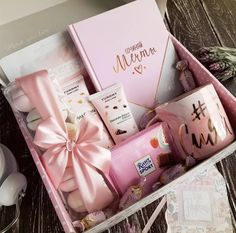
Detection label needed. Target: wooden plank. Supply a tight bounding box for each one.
[199,0,236,96]
[200,0,236,47]
[142,200,167,233]
[166,0,220,56]
[110,210,145,233]
[217,153,236,218]
[128,211,145,232]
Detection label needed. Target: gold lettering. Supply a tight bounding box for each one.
[113,54,132,73]
[208,118,218,144]
[179,124,192,155]
[192,132,215,149]
[113,47,157,74]
[140,50,149,58]
[132,53,142,62]
[150,48,157,54]
[179,118,218,155]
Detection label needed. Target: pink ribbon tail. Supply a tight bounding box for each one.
[34,116,114,212]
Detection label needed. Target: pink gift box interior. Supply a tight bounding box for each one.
[7,2,236,233]
[12,37,236,233]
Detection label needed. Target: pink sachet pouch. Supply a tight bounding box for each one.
[110,123,171,196]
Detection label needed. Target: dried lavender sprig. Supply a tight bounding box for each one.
[198,53,220,63]
[199,47,211,55]
[199,48,236,64]
[198,46,236,82]
[209,61,230,72]
[215,66,236,81]
[199,51,236,64]
[209,47,236,56]
[199,46,236,56]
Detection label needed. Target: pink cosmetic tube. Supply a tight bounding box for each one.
[89,84,139,144]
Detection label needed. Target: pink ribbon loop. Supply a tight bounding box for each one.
[34,116,113,212]
[17,70,114,212]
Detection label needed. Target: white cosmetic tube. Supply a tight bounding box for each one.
[89,84,139,144]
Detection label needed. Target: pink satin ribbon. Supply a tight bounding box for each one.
[17,70,114,212]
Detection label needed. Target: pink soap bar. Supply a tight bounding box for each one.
[110,123,171,196]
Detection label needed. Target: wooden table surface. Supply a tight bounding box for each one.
[1,0,236,232]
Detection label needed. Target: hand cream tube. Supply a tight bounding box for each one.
[60,75,97,121]
[52,74,114,149]
[89,84,139,144]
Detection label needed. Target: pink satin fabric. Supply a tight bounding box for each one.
[17,70,114,212]
[17,70,66,130]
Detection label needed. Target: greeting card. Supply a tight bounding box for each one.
[166,167,233,233]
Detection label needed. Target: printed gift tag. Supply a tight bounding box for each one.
[182,189,213,222]
[166,166,233,233]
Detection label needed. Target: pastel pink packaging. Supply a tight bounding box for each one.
[68,0,183,123]
[52,75,114,149]
[110,122,171,196]
[89,83,139,144]
[1,0,236,232]
[166,166,233,232]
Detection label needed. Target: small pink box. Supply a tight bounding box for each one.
[110,122,171,196]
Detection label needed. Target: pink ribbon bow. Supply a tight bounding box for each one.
[17,70,114,212]
[34,116,114,212]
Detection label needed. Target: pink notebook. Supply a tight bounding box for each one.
[68,0,183,123]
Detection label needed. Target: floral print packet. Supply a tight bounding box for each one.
[166,166,233,233]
